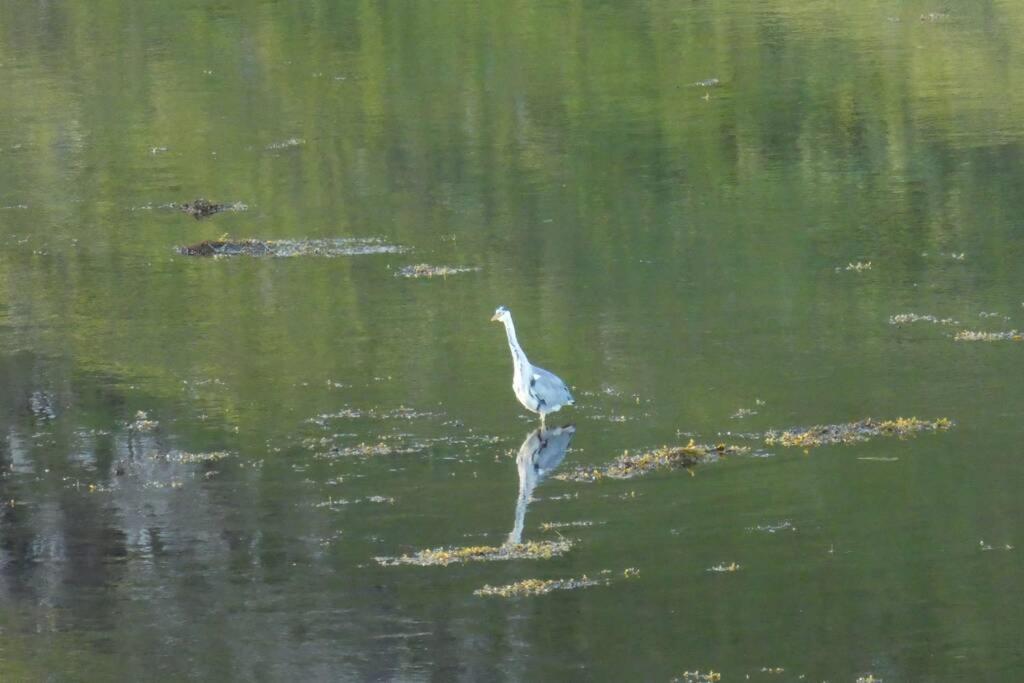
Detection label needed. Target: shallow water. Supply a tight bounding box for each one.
[1,1,1023,680]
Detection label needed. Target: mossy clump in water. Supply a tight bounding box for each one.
[175,451,230,464]
[311,440,428,459]
[673,671,722,682]
[764,417,953,448]
[177,237,405,258]
[539,520,595,531]
[474,575,605,598]
[954,329,1023,341]
[396,264,480,278]
[474,566,639,597]
[555,440,749,483]
[889,313,959,326]
[175,198,245,219]
[375,539,573,567]
[128,410,159,433]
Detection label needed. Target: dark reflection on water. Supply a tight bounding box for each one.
[507,424,575,545]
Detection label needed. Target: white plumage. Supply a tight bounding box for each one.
[490,306,574,424]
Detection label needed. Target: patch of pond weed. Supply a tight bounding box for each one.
[178,237,406,258]
[555,441,749,483]
[396,264,480,278]
[954,330,1023,341]
[375,538,573,567]
[764,417,952,448]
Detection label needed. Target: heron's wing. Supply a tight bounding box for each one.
[529,366,574,407]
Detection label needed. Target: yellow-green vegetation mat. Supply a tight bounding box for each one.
[764,417,953,448]
[178,237,405,257]
[474,576,604,597]
[396,264,480,278]
[555,441,749,482]
[375,539,573,567]
[474,568,639,598]
[954,330,1023,341]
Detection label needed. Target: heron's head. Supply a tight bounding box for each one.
[490,305,511,323]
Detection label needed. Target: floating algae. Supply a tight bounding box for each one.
[266,137,305,150]
[309,440,428,459]
[707,562,741,573]
[314,495,395,509]
[889,313,959,326]
[838,261,872,272]
[306,406,444,426]
[674,671,721,682]
[177,237,406,257]
[396,264,480,278]
[128,410,159,433]
[375,538,573,567]
[173,198,247,219]
[474,566,638,598]
[474,575,605,598]
[764,417,952,448]
[539,520,595,531]
[155,450,231,464]
[555,440,749,483]
[747,521,796,534]
[954,330,1023,341]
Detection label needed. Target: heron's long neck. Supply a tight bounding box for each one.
[503,318,529,371]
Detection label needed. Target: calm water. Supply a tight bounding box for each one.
[2,1,1023,680]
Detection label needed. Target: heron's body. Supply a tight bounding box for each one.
[491,306,574,424]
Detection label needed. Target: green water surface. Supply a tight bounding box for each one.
[1,1,1023,680]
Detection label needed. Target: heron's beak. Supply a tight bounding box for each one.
[490,313,500,322]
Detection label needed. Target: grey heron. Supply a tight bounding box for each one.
[490,306,574,424]
[508,425,576,545]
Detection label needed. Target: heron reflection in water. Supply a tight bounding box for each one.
[507,424,576,545]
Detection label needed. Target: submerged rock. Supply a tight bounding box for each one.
[764,417,952,448]
[177,237,406,257]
